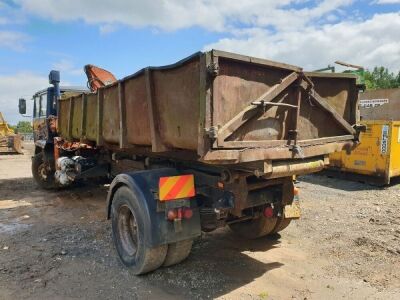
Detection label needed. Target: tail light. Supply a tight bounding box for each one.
[263,206,274,218]
[167,209,178,221]
[166,207,193,221]
[182,207,193,219]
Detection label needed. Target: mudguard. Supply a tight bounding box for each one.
[106,168,201,247]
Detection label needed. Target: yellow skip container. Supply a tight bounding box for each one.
[329,120,400,185]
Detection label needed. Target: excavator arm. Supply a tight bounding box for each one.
[84,64,117,92]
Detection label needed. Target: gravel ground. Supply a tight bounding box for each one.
[0,146,399,299]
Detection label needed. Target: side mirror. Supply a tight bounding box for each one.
[18,98,27,115]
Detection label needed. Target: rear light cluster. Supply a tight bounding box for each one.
[263,206,274,218]
[167,207,193,221]
[263,186,299,218]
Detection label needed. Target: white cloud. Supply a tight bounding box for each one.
[52,58,82,76]
[9,0,400,73]
[0,30,29,51]
[99,24,118,35]
[376,0,400,3]
[0,72,48,124]
[0,1,27,25]
[205,12,400,72]
[15,0,352,32]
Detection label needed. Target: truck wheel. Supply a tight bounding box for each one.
[229,217,278,239]
[32,153,56,189]
[111,186,167,275]
[271,218,292,234]
[163,239,193,267]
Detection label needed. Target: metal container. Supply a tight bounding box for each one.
[328,88,400,185]
[360,88,400,120]
[329,120,400,185]
[58,50,358,168]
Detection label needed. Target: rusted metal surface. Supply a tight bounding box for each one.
[360,88,400,120]
[58,50,358,166]
[0,112,23,154]
[264,158,325,179]
[0,135,22,154]
[71,95,82,139]
[85,93,97,141]
[125,73,151,146]
[102,84,120,144]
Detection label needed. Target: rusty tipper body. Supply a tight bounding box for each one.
[24,50,360,274]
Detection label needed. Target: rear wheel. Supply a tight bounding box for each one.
[111,186,167,275]
[163,239,193,267]
[32,152,56,189]
[271,218,292,234]
[229,217,278,239]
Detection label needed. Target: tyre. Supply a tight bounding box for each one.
[32,152,56,189]
[229,216,278,239]
[111,186,167,275]
[163,239,193,267]
[271,218,292,234]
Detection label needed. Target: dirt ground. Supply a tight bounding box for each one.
[1,144,399,300]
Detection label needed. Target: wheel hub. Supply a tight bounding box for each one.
[118,205,138,257]
[38,163,48,180]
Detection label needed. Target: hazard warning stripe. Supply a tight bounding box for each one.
[159,174,195,201]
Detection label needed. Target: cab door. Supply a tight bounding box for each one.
[32,93,48,142]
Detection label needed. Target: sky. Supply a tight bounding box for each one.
[1,0,400,124]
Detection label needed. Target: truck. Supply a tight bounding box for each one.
[19,50,361,274]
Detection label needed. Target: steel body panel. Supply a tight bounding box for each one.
[329,120,400,184]
[85,94,98,141]
[58,50,358,166]
[389,122,400,178]
[360,88,400,121]
[124,75,151,145]
[71,96,83,139]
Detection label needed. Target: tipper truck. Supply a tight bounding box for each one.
[19,50,361,274]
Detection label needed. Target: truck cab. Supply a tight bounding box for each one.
[18,71,87,153]
[18,71,87,188]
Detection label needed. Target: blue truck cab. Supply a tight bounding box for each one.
[19,71,87,153]
[18,71,87,188]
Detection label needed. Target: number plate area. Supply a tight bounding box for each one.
[284,197,301,219]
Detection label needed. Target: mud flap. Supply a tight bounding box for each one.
[106,168,201,247]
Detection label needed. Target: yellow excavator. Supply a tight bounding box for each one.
[0,112,23,154]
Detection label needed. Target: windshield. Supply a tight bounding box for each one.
[34,96,40,118]
[40,93,47,117]
[33,93,47,118]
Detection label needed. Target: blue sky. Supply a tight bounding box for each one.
[1,0,400,123]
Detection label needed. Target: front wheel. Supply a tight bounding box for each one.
[32,152,56,189]
[111,186,168,275]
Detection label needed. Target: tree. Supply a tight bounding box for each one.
[15,121,33,133]
[364,67,400,90]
